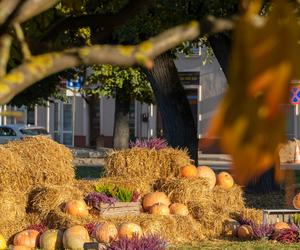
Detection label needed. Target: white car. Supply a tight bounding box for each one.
[0,125,51,144]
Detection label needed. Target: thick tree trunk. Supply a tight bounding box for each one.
[145,52,198,163]
[113,89,130,149]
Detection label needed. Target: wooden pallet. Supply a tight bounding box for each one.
[92,202,141,216]
[263,209,300,224]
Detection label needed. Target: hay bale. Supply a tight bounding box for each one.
[231,208,263,225]
[5,136,75,188]
[28,185,83,218]
[0,147,30,192]
[75,177,153,196]
[0,191,27,223]
[105,147,190,179]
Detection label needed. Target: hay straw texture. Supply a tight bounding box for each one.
[28,185,83,218]
[105,147,190,179]
[5,136,75,188]
[46,209,204,244]
[75,177,154,196]
[0,147,31,192]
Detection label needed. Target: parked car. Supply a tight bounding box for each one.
[0,125,51,144]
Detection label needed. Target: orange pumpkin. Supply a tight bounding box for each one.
[197,166,216,189]
[149,204,170,215]
[237,225,253,239]
[39,229,63,250]
[274,222,290,232]
[142,192,170,211]
[118,223,142,239]
[179,165,198,178]
[63,225,90,250]
[64,200,89,217]
[95,223,118,244]
[10,246,32,250]
[293,193,300,209]
[169,203,189,216]
[217,172,234,189]
[13,230,40,248]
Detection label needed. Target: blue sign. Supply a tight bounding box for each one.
[67,76,83,89]
[289,85,300,105]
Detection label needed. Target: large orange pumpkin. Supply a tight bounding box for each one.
[274,222,290,232]
[197,166,216,189]
[149,204,170,215]
[118,223,142,239]
[142,192,170,211]
[39,229,63,250]
[216,172,234,189]
[63,225,90,250]
[169,203,189,216]
[293,193,300,209]
[179,165,198,178]
[95,223,118,244]
[237,225,253,240]
[13,230,40,248]
[64,200,89,217]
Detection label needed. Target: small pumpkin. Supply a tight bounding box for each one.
[95,223,118,244]
[142,192,170,211]
[13,230,39,248]
[39,229,63,250]
[237,225,253,240]
[64,200,89,217]
[149,204,170,215]
[293,193,300,209]
[179,165,198,178]
[197,166,216,189]
[169,203,189,216]
[63,225,90,250]
[274,222,290,232]
[118,223,142,239]
[217,172,234,189]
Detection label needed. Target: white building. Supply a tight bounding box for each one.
[0,49,298,151]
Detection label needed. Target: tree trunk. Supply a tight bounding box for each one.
[88,95,100,148]
[113,89,130,149]
[145,52,198,163]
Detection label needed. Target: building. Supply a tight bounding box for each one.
[0,48,298,150]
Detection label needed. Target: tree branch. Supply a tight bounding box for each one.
[0,34,12,77]
[13,22,32,61]
[42,0,153,42]
[0,21,200,104]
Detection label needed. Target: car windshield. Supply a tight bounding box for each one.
[20,128,49,135]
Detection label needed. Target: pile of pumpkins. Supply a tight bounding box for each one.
[180,165,234,190]
[7,222,143,250]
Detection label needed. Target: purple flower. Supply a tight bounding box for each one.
[130,138,168,150]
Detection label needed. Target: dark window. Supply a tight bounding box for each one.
[20,128,49,135]
[0,127,17,136]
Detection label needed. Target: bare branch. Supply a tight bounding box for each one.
[0,34,12,77]
[0,21,200,104]
[13,22,32,61]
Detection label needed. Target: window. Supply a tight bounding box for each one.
[27,110,35,125]
[0,127,16,136]
[20,128,49,135]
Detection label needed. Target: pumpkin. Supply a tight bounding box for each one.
[293,193,300,209]
[179,165,198,178]
[63,225,90,250]
[95,223,118,244]
[216,172,234,189]
[0,234,6,250]
[9,246,32,250]
[142,192,170,211]
[197,166,216,189]
[39,230,63,250]
[13,230,40,248]
[274,222,290,232]
[169,203,189,216]
[118,223,142,239]
[64,200,89,217]
[223,219,240,236]
[237,225,253,239]
[149,204,170,215]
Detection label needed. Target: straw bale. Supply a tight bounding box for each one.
[75,177,154,196]
[28,185,83,218]
[105,147,190,179]
[0,191,27,223]
[5,136,74,188]
[231,208,263,225]
[0,147,30,192]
